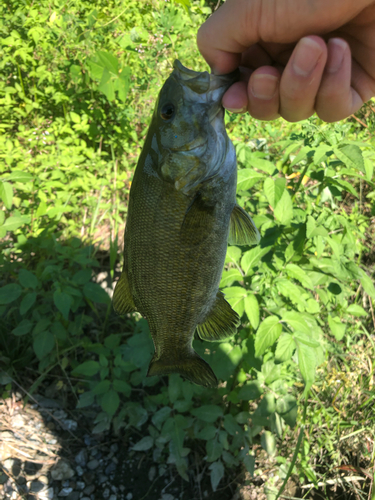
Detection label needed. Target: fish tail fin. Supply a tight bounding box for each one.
[147,350,217,388]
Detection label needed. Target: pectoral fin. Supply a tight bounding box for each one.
[197,291,240,341]
[228,204,260,246]
[180,192,214,245]
[112,271,136,314]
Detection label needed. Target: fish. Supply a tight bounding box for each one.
[113,60,260,388]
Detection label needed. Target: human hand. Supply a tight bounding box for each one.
[197,0,375,122]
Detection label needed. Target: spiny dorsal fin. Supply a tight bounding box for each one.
[197,291,240,341]
[228,204,260,246]
[112,271,136,315]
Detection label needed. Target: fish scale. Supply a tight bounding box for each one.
[113,60,260,387]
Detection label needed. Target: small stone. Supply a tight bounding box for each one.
[3,459,14,470]
[87,459,99,470]
[11,414,24,427]
[111,457,118,465]
[75,465,84,476]
[51,461,75,481]
[80,498,91,500]
[39,475,49,485]
[62,480,70,488]
[61,419,78,431]
[76,481,85,490]
[126,494,133,500]
[161,495,174,500]
[38,487,54,500]
[30,480,45,493]
[119,486,125,492]
[98,474,108,484]
[105,462,116,476]
[83,485,95,495]
[75,450,88,467]
[47,422,56,430]
[0,472,7,485]
[148,466,156,482]
[109,495,117,500]
[66,492,80,500]
[54,410,67,419]
[58,487,73,497]
[103,488,110,499]
[109,444,118,453]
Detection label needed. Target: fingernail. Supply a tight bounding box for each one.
[225,106,247,113]
[327,38,347,73]
[250,74,278,100]
[293,37,322,76]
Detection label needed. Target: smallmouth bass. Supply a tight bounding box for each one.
[113,60,260,388]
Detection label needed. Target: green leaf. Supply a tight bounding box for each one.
[104,334,121,349]
[132,436,154,451]
[263,177,285,208]
[328,315,346,340]
[72,360,101,377]
[346,304,367,317]
[359,270,375,300]
[275,334,295,363]
[33,331,55,360]
[72,269,92,285]
[296,342,316,387]
[0,181,13,209]
[206,439,223,462]
[219,268,242,287]
[225,246,242,264]
[244,294,260,329]
[20,292,37,315]
[276,280,306,309]
[152,407,172,430]
[4,171,33,183]
[0,283,22,304]
[285,264,313,289]
[83,282,110,304]
[53,291,72,320]
[281,311,311,335]
[221,286,246,317]
[334,144,364,172]
[101,389,120,416]
[293,332,320,348]
[276,395,297,427]
[113,379,131,395]
[237,169,264,191]
[238,381,263,400]
[223,414,242,436]
[254,316,282,356]
[241,246,272,275]
[274,189,293,226]
[12,319,33,336]
[19,269,38,289]
[1,216,30,232]
[243,455,255,476]
[209,461,224,492]
[190,405,223,423]
[261,430,276,456]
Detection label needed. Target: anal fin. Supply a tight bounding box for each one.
[112,271,136,315]
[228,204,260,246]
[197,291,240,341]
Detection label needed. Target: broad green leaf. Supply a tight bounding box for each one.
[0,283,22,304]
[290,145,312,167]
[281,311,311,335]
[263,177,286,208]
[221,286,246,316]
[152,407,172,430]
[238,381,263,400]
[261,430,276,456]
[364,158,373,182]
[12,319,33,336]
[76,391,95,408]
[313,144,332,165]
[53,291,72,320]
[4,171,33,183]
[241,245,272,275]
[359,270,375,300]
[293,331,320,348]
[276,395,297,427]
[249,157,276,174]
[346,304,367,317]
[209,461,224,492]
[83,282,110,304]
[243,455,255,476]
[296,342,316,387]
[328,315,346,341]
[72,269,92,285]
[206,439,223,462]
[220,268,242,287]
[254,316,282,356]
[0,181,13,209]
[244,294,259,329]
[306,215,328,238]
[19,269,38,289]
[33,331,55,360]
[93,380,111,395]
[275,334,295,363]
[334,144,364,172]
[285,264,313,289]
[72,360,101,376]
[274,189,293,226]
[223,414,242,436]
[101,389,120,416]
[237,168,264,191]
[1,215,30,232]
[191,405,223,423]
[132,436,154,451]
[276,280,306,309]
[225,246,241,264]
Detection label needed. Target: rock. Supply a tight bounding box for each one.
[76,481,85,490]
[53,410,67,419]
[87,459,99,470]
[110,444,118,453]
[39,475,49,485]
[51,460,75,481]
[103,488,110,498]
[148,466,156,482]
[61,419,78,431]
[75,450,88,466]
[105,462,116,475]
[38,487,54,500]
[11,414,24,427]
[98,473,108,484]
[126,494,133,500]
[83,484,95,495]
[161,495,175,500]
[58,487,73,497]
[66,492,80,500]
[109,495,117,500]
[75,465,84,476]
[30,480,45,493]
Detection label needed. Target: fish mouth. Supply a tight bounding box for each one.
[173,60,239,99]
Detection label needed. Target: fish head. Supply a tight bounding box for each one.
[151,60,239,194]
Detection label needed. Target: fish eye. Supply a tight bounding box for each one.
[160,103,175,121]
